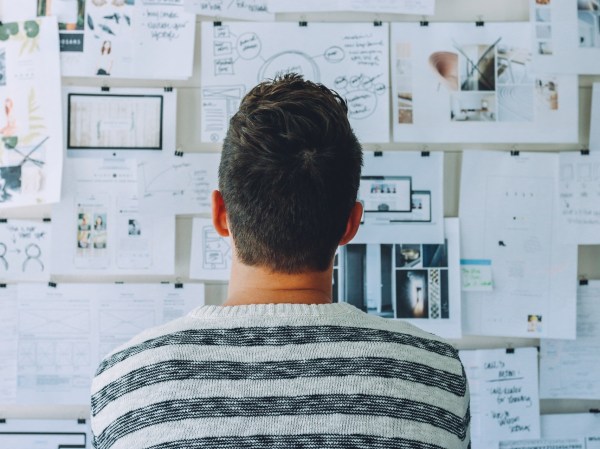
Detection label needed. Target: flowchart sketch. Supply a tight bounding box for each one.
[0,220,51,282]
[190,217,232,281]
[531,0,600,74]
[138,152,220,216]
[200,22,390,144]
[391,22,578,143]
[185,0,273,20]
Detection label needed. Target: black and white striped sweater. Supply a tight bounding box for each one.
[91,303,471,449]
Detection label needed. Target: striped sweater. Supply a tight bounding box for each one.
[91,303,471,449]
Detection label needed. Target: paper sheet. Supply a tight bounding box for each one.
[51,158,175,276]
[353,151,444,244]
[1,0,194,78]
[0,1,37,22]
[267,0,435,15]
[185,0,273,20]
[531,0,600,74]
[557,151,600,244]
[0,285,18,404]
[200,22,390,144]
[63,86,177,157]
[0,220,51,281]
[590,84,600,152]
[540,281,600,399]
[16,282,204,405]
[340,218,461,339]
[0,419,90,448]
[460,151,577,339]
[138,152,220,216]
[542,413,600,440]
[391,22,579,143]
[459,347,541,448]
[0,17,64,209]
[190,217,232,281]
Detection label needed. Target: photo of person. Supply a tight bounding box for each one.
[78,212,91,231]
[97,40,113,76]
[94,213,106,231]
[128,219,141,236]
[77,229,91,248]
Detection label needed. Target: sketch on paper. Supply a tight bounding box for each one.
[190,218,232,281]
[138,152,220,216]
[201,22,390,143]
[0,220,51,281]
[460,151,577,339]
[392,22,578,143]
[0,17,63,208]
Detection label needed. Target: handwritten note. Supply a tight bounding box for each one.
[460,348,541,448]
[461,259,493,292]
[558,152,600,244]
[185,0,273,20]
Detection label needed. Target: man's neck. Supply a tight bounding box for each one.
[223,258,333,307]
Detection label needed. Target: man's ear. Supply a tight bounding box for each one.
[211,190,230,237]
[339,201,363,246]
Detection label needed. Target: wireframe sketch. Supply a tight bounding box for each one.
[201,22,390,143]
[202,225,231,270]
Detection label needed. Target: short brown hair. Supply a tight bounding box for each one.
[219,73,363,273]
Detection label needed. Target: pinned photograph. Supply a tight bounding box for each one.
[578,0,600,48]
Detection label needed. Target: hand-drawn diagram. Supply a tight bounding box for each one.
[0,220,51,281]
[201,22,390,143]
[138,152,220,215]
[190,217,232,281]
[202,225,231,270]
[391,22,578,143]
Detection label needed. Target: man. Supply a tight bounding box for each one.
[91,74,470,449]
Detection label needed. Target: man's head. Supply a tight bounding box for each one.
[214,73,363,274]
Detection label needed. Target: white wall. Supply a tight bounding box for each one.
[2,0,599,422]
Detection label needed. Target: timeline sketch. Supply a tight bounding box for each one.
[190,217,233,281]
[201,22,390,143]
[138,152,220,215]
[0,220,51,281]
